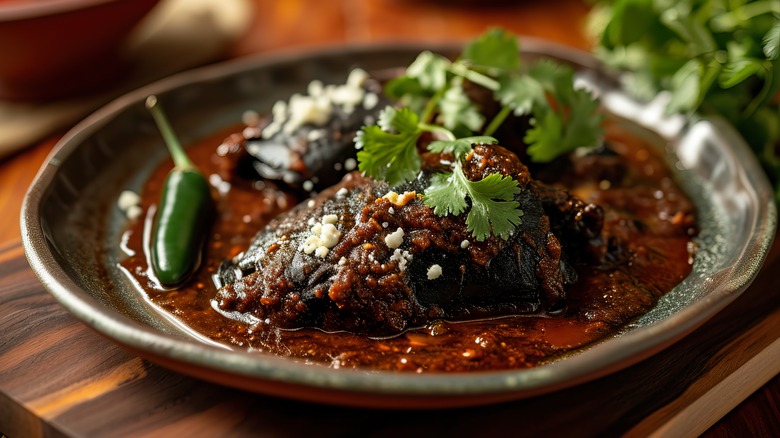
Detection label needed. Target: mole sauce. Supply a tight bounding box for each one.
[119,122,697,372]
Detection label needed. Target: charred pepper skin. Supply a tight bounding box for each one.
[151,168,213,287]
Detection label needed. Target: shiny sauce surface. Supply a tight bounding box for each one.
[119,123,697,372]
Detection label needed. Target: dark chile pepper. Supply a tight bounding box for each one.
[146,96,213,287]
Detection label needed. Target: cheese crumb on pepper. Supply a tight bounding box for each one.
[427,264,443,280]
[300,215,342,258]
[384,227,405,249]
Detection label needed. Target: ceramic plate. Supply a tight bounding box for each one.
[21,40,776,409]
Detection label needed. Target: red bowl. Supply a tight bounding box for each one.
[0,0,160,101]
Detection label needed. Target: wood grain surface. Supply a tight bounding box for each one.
[1,0,779,436]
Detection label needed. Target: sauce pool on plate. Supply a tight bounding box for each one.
[117,120,698,372]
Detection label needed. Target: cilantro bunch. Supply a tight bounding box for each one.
[355,28,603,241]
[590,0,780,200]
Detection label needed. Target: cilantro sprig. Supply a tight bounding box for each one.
[384,28,604,163]
[591,0,780,201]
[425,135,523,241]
[359,105,523,241]
[424,157,523,241]
[355,28,604,240]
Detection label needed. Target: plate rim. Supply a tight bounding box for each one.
[20,38,777,407]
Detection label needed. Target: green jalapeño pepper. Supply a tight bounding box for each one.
[146,96,213,288]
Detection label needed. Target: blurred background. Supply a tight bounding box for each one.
[0,1,777,434]
[0,0,594,238]
[0,0,592,154]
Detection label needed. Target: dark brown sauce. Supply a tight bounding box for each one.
[119,122,697,372]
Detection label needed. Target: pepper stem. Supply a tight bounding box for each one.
[145,95,195,171]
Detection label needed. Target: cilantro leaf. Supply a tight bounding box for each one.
[437,77,485,131]
[461,27,520,72]
[424,172,468,217]
[592,1,780,201]
[601,0,656,48]
[406,51,452,91]
[528,59,575,100]
[359,27,604,239]
[765,21,780,60]
[525,111,564,162]
[525,88,603,162]
[424,163,522,241]
[496,74,546,116]
[660,3,716,54]
[667,59,702,113]
[720,57,765,89]
[563,88,604,149]
[427,136,498,160]
[384,76,430,114]
[464,172,523,241]
[378,105,419,133]
[356,107,421,186]
[487,57,603,154]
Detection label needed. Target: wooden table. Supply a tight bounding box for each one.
[1,0,778,436]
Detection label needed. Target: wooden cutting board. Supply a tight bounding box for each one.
[1,238,778,437]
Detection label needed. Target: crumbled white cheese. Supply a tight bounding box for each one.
[301,235,321,254]
[126,205,142,221]
[388,207,395,214]
[347,68,369,89]
[319,224,340,247]
[382,221,389,228]
[389,248,413,272]
[427,264,443,280]
[336,187,348,198]
[338,257,347,266]
[272,99,288,119]
[300,215,342,258]
[307,199,316,208]
[284,93,332,135]
[118,190,140,212]
[242,126,261,139]
[209,173,231,196]
[460,240,470,249]
[307,79,324,97]
[307,129,326,142]
[363,92,379,110]
[117,190,143,220]
[259,69,369,140]
[385,227,405,249]
[261,100,288,139]
[262,122,281,139]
